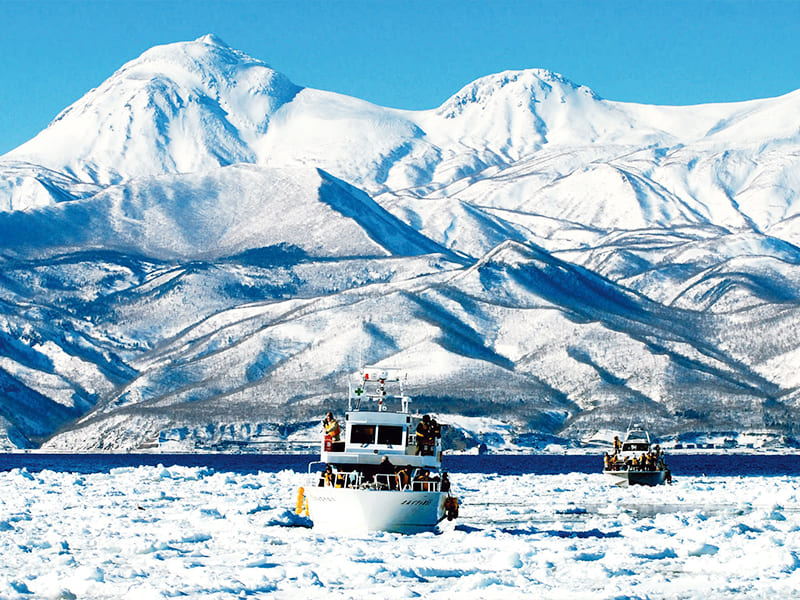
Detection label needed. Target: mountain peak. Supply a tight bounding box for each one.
[437,68,601,120]
[6,36,301,185]
[195,33,229,48]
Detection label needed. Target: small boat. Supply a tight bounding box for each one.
[603,424,671,487]
[296,367,459,534]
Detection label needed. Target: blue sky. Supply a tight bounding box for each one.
[1,0,799,155]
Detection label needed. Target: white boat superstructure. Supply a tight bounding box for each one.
[603,424,672,487]
[297,367,459,534]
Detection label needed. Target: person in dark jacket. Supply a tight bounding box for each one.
[415,415,431,455]
[376,456,396,489]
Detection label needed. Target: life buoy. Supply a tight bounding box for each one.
[444,496,459,521]
[295,487,306,515]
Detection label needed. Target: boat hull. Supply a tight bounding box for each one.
[304,487,450,534]
[604,469,668,487]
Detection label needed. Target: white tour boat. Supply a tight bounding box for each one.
[296,367,459,534]
[603,424,672,487]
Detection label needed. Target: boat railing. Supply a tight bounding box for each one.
[310,470,362,489]
[349,368,410,413]
[375,473,441,492]
[604,463,630,472]
[307,460,327,474]
[373,473,399,490]
[309,469,442,492]
[410,479,439,492]
[604,457,668,473]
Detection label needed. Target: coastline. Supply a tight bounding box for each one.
[4,446,800,456]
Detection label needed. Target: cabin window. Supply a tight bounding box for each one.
[377,425,403,446]
[623,443,649,452]
[350,425,376,444]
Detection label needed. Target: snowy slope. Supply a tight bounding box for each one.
[43,239,792,451]
[6,35,800,221]
[5,35,299,185]
[0,164,449,262]
[1,35,799,450]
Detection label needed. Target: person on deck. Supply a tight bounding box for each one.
[413,468,431,490]
[415,415,431,455]
[376,456,396,489]
[320,464,334,487]
[323,412,341,442]
[395,464,412,489]
[430,418,441,440]
[645,452,656,471]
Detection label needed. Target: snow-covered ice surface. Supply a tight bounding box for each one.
[2,464,799,599]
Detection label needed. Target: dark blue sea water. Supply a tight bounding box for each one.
[446,453,800,477]
[2,452,800,477]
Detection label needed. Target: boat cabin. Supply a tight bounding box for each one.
[621,426,653,453]
[319,368,443,474]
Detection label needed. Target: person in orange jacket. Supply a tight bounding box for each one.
[323,412,341,441]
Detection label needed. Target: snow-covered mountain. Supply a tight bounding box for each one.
[1,35,799,451]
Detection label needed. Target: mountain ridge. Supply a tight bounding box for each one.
[0,36,799,451]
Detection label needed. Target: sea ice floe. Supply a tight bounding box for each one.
[1,467,800,599]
